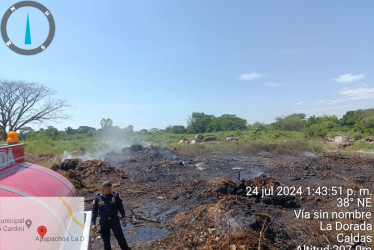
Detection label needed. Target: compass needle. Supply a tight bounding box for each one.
[25,13,31,45]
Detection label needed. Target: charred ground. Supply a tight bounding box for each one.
[50,145,374,249]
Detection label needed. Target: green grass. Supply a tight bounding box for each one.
[0,138,95,154]
[345,142,374,151]
[2,135,320,156]
[1,129,372,157]
[149,130,306,144]
[169,138,324,155]
[26,139,93,154]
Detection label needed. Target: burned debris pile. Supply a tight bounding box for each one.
[52,159,127,189]
[203,174,299,208]
[48,145,374,249]
[147,175,295,249]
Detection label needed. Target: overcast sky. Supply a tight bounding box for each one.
[1,0,373,131]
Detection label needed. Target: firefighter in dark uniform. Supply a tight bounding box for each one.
[91,181,130,250]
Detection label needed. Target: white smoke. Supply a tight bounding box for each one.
[61,151,105,162]
[61,126,136,162]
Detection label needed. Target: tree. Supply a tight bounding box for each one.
[341,109,374,127]
[149,128,160,133]
[65,127,74,135]
[0,80,69,140]
[76,126,96,136]
[304,115,340,138]
[354,115,374,134]
[39,126,60,140]
[18,126,34,140]
[187,112,215,133]
[100,118,113,129]
[304,124,328,138]
[165,125,186,134]
[206,114,247,132]
[273,113,306,131]
[305,115,340,129]
[248,122,267,133]
[123,125,134,134]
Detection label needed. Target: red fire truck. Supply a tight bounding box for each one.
[0,131,77,197]
[0,131,92,250]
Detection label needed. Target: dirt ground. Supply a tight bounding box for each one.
[51,145,374,250]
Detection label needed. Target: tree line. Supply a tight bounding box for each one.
[166,109,374,139]
[165,112,247,134]
[9,109,374,142]
[1,80,374,141]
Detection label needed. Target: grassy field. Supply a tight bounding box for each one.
[1,129,373,158]
[1,138,97,155]
[149,130,306,143]
[0,132,324,157]
[171,138,324,155]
